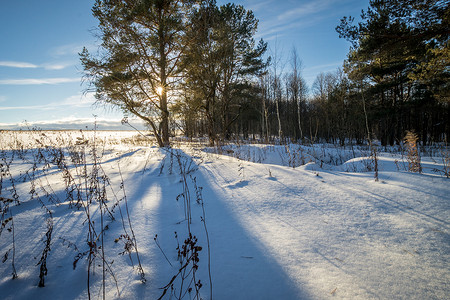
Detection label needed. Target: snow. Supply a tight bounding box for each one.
[0,130,449,299]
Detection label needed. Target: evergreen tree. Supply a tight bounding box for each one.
[336,0,449,145]
[182,1,267,144]
[80,0,195,147]
[181,0,222,145]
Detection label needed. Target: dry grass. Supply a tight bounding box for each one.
[404,131,422,173]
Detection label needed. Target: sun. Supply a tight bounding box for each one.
[156,86,163,96]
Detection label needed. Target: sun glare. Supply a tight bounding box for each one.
[156,86,163,96]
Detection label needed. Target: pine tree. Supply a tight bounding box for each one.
[182,1,267,144]
[336,0,449,145]
[80,0,195,147]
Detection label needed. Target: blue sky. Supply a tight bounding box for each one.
[0,0,368,130]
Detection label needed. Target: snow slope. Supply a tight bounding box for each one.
[0,131,448,299]
[199,154,449,299]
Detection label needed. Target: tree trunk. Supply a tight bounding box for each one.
[276,98,282,142]
[297,96,303,140]
[159,9,170,147]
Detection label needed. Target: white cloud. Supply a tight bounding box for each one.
[261,16,322,38]
[0,61,38,68]
[277,0,334,21]
[245,0,275,12]
[0,104,57,111]
[52,44,82,57]
[51,42,95,58]
[0,93,95,111]
[42,63,73,70]
[0,60,73,70]
[0,78,80,85]
[255,0,348,39]
[304,61,343,71]
[58,93,96,107]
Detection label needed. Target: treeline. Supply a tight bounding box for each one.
[177,60,449,146]
[81,0,449,147]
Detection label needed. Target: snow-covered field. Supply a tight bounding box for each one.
[0,130,448,299]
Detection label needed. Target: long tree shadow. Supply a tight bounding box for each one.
[192,166,309,299]
[124,149,309,299]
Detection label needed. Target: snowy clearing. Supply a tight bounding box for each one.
[0,131,448,299]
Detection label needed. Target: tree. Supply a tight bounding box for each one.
[312,72,336,142]
[181,0,222,145]
[411,40,450,103]
[336,0,450,145]
[80,0,194,147]
[268,42,284,142]
[287,47,308,140]
[258,72,271,143]
[182,1,267,145]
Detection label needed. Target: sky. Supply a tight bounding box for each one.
[0,0,368,130]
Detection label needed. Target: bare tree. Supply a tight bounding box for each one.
[288,47,308,140]
[269,41,285,142]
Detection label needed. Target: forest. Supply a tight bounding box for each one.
[1,1,449,299]
[80,0,449,147]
